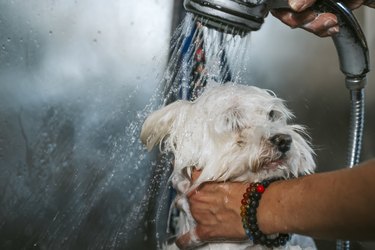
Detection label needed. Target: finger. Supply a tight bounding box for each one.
[271,9,318,28]
[272,10,339,37]
[304,24,339,37]
[302,13,339,37]
[288,0,316,12]
[176,229,203,250]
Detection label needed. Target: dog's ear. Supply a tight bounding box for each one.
[215,107,247,133]
[140,101,188,151]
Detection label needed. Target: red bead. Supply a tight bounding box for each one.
[256,185,265,193]
[241,198,248,205]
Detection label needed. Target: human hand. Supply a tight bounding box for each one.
[271,0,369,37]
[175,170,248,249]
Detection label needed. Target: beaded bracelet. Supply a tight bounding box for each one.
[240,178,290,248]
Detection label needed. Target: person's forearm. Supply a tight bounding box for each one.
[258,159,375,240]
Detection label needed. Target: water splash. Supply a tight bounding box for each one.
[162,14,252,105]
[135,13,253,249]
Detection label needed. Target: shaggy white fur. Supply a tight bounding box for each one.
[141,83,316,250]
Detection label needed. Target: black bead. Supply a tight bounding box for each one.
[259,235,266,244]
[250,224,258,231]
[251,192,261,200]
[248,207,256,215]
[279,237,287,246]
[274,239,282,247]
[250,200,259,208]
[248,215,257,224]
[253,230,261,239]
[262,180,270,187]
[280,234,288,240]
[266,239,273,248]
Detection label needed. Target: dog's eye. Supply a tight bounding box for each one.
[268,110,281,121]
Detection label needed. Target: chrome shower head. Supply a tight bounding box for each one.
[183,0,269,35]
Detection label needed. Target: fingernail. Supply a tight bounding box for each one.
[327,26,339,35]
[289,0,309,11]
[324,19,337,28]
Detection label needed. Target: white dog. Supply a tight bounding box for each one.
[141,83,316,250]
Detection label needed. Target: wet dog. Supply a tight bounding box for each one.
[141,83,316,249]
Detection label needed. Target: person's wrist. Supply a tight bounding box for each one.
[257,179,284,234]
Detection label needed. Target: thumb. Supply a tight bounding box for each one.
[175,229,203,250]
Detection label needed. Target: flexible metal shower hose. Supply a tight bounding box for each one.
[337,87,365,250]
[347,89,365,167]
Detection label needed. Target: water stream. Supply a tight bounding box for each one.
[135,14,253,249]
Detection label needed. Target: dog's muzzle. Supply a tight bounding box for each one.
[270,134,292,154]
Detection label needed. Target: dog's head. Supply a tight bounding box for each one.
[141,84,315,188]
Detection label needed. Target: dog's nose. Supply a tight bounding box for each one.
[270,134,292,153]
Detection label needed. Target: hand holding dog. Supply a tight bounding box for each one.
[176,170,248,249]
[272,0,374,37]
[176,160,375,249]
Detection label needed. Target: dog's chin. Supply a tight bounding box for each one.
[251,157,288,173]
[263,159,285,171]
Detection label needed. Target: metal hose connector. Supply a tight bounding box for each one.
[346,78,366,167]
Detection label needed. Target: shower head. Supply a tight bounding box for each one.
[323,1,369,81]
[183,0,290,35]
[183,0,269,35]
[183,0,370,81]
